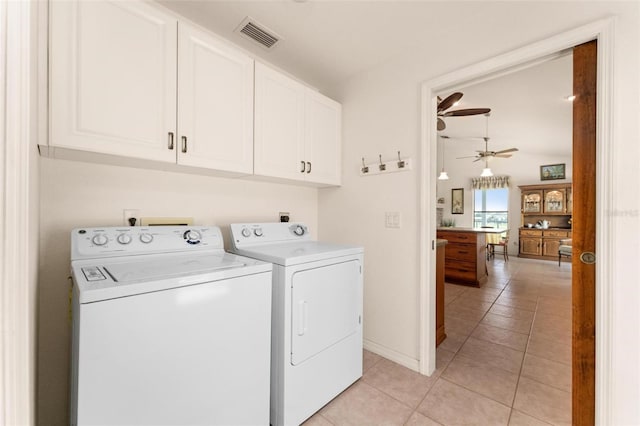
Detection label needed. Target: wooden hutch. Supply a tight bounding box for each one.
[518,183,572,261]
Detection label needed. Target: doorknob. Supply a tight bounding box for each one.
[580,251,596,264]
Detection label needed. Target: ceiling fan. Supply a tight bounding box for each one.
[453,137,519,162]
[437,92,491,131]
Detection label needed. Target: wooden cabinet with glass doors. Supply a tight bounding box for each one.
[518,183,572,260]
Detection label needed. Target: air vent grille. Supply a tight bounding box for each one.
[235,17,281,50]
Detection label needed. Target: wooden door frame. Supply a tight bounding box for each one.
[419,18,615,423]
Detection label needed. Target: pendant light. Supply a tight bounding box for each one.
[480,113,493,177]
[438,135,449,180]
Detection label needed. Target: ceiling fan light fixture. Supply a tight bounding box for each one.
[565,95,576,101]
[438,170,449,180]
[481,167,494,177]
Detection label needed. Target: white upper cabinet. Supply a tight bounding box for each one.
[177,23,254,174]
[254,63,306,181]
[254,63,342,186]
[50,1,178,162]
[304,90,342,186]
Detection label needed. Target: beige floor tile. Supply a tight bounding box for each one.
[435,347,456,373]
[489,304,536,321]
[417,379,511,425]
[500,289,540,302]
[530,321,571,345]
[363,349,384,372]
[302,413,335,426]
[513,377,571,425]
[471,323,529,352]
[508,410,552,425]
[458,337,525,374]
[482,312,533,334]
[320,381,413,426]
[441,355,519,406]
[521,354,571,392]
[457,290,500,303]
[495,294,538,311]
[437,331,467,353]
[444,284,467,297]
[445,304,488,322]
[443,316,479,336]
[362,359,437,409]
[483,280,509,290]
[447,296,493,313]
[526,335,571,365]
[403,411,442,426]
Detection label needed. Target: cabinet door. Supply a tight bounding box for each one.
[304,89,342,186]
[254,63,305,181]
[543,189,566,213]
[521,190,542,213]
[520,238,542,256]
[177,23,254,174]
[543,239,561,256]
[50,1,177,162]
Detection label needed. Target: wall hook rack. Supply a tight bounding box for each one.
[359,152,412,177]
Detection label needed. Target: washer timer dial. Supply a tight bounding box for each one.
[292,225,305,236]
[92,234,108,246]
[139,233,154,244]
[184,230,201,244]
[117,234,132,245]
[241,228,251,238]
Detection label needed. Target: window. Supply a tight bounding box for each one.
[474,188,508,229]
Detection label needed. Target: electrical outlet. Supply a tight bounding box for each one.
[123,209,140,226]
[279,211,290,223]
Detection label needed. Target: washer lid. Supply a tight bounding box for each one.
[72,251,272,303]
[232,241,363,266]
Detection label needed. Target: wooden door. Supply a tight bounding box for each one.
[177,22,254,174]
[304,89,342,186]
[572,40,597,425]
[254,63,306,181]
[50,1,177,162]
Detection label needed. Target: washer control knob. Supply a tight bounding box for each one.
[184,230,201,244]
[139,233,154,244]
[116,233,132,245]
[241,228,251,238]
[293,225,305,236]
[254,228,263,237]
[92,234,108,246]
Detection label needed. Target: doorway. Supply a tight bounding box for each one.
[419,20,613,424]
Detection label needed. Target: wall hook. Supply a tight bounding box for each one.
[379,154,386,171]
[361,157,369,174]
[397,151,405,168]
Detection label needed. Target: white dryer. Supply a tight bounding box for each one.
[229,222,364,426]
[70,226,272,426]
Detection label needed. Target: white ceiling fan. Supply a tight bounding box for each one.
[450,136,519,163]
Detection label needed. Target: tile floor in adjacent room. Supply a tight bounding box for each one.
[304,257,572,426]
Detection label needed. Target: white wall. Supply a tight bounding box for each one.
[319,2,640,423]
[37,158,318,424]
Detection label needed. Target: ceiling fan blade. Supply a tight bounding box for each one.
[494,154,513,158]
[437,96,442,103]
[442,108,492,117]
[473,157,483,162]
[456,155,478,159]
[437,118,446,131]
[494,148,519,154]
[437,92,463,112]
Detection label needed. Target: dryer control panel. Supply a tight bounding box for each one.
[230,222,310,248]
[71,226,223,260]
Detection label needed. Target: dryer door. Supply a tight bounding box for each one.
[291,260,361,365]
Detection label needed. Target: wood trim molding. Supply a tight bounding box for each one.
[419,18,615,424]
[1,1,39,425]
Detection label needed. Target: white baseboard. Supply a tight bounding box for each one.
[363,339,420,373]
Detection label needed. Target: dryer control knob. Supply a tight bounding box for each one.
[241,228,251,238]
[139,233,154,244]
[184,230,201,243]
[254,228,263,237]
[293,225,305,236]
[117,234,132,245]
[92,234,108,246]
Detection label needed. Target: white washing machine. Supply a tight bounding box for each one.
[69,226,272,426]
[229,222,364,426]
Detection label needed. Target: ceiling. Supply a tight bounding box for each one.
[439,54,573,158]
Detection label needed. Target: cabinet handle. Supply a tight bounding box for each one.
[168,132,174,150]
[181,136,187,153]
[300,161,306,173]
[306,161,311,174]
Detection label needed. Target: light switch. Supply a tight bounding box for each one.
[385,212,401,228]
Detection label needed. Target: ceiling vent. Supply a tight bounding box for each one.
[235,17,282,50]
